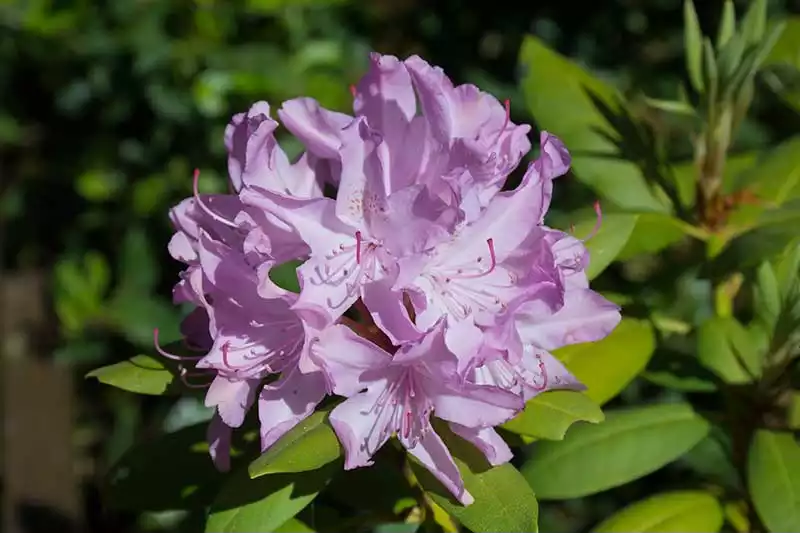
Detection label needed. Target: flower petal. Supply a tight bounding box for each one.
[313,324,391,396]
[329,381,395,469]
[278,97,352,159]
[405,55,457,146]
[520,346,584,400]
[204,376,259,428]
[362,279,422,345]
[207,414,233,472]
[335,117,388,228]
[258,369,327,450]
[402,428,473,505]
[430,380,522,428]
[224,101,278,192]
[516,289,621,351]
[354,53,416,134]
[447,424,512,466]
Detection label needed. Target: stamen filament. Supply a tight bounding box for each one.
[154,328,204,361]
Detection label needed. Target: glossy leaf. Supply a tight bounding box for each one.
[519,36,665,212]
[707,223,800,277]
[502,391,604,440]
[748,430,800,533]
[87,355,176,396]
[573,212,638,279]
[680,430,741,489]
[106,423,223,511]
[642,349,719,393]
[684,0,705,92]
[205,462,336,533]
[717,1,736,50]
[410,423,539,533]
[249,409,341,478]
[616,213,694,260]
[697,316,763,384]
[553,318,656,405]
[273,518,316,533]
[522,403,710,499]
[765,16,800,68]
[592,490,723,533]
[741,0,767,46]
[734,137,800,204]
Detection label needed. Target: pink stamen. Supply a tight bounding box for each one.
[192,169,239,229]
[221,341,234,369]
[531,355,549,392]
[456,239,498,279]
[349,84,357,97]
[355,231,363,264]
[582,200,603,241]
[487,237,497,272]
[154,328,203,361]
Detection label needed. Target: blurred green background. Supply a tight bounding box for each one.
[1,1,798,532]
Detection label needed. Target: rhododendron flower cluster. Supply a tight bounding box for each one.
[158,53,621,505]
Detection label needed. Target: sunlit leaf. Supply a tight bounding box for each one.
[592,490,723,532]
[748,430,800,533]
[523,403,709,499]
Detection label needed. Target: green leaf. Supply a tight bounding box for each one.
[755,261,781,329]
[410,423,539,533]
[765,17,799,67]
[571,212,638,279]
[249,409,341,478]
[205,463,336,533]
[684,0,705,92]
[735,137,800,205]
[327,447,416,515]
[775,242,800,298]
[703,38,719,100]
[269,259,303,294]
[87,355,176,395]
[519,37,665,212]
[109,293,182,347]
[522,403,710,499]
[118,227,157,293]
[717,1,736,50]
[553,319,656,405]
[502,391,604,440]
[741,0,767,46]
[697,316,764,384]
[642,349,720,393]
[616,213,694,260]
[708,223,800,277]
[747,430,800,533]
[273,518,316,533]
[680,430,741,489]
[592,490,723,533]
[106,423,223,511]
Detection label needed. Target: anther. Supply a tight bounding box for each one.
[355,231,363,264]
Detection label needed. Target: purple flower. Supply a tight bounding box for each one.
[152,51,623,503]
[241,117,459,332]
[316,322,523,505]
